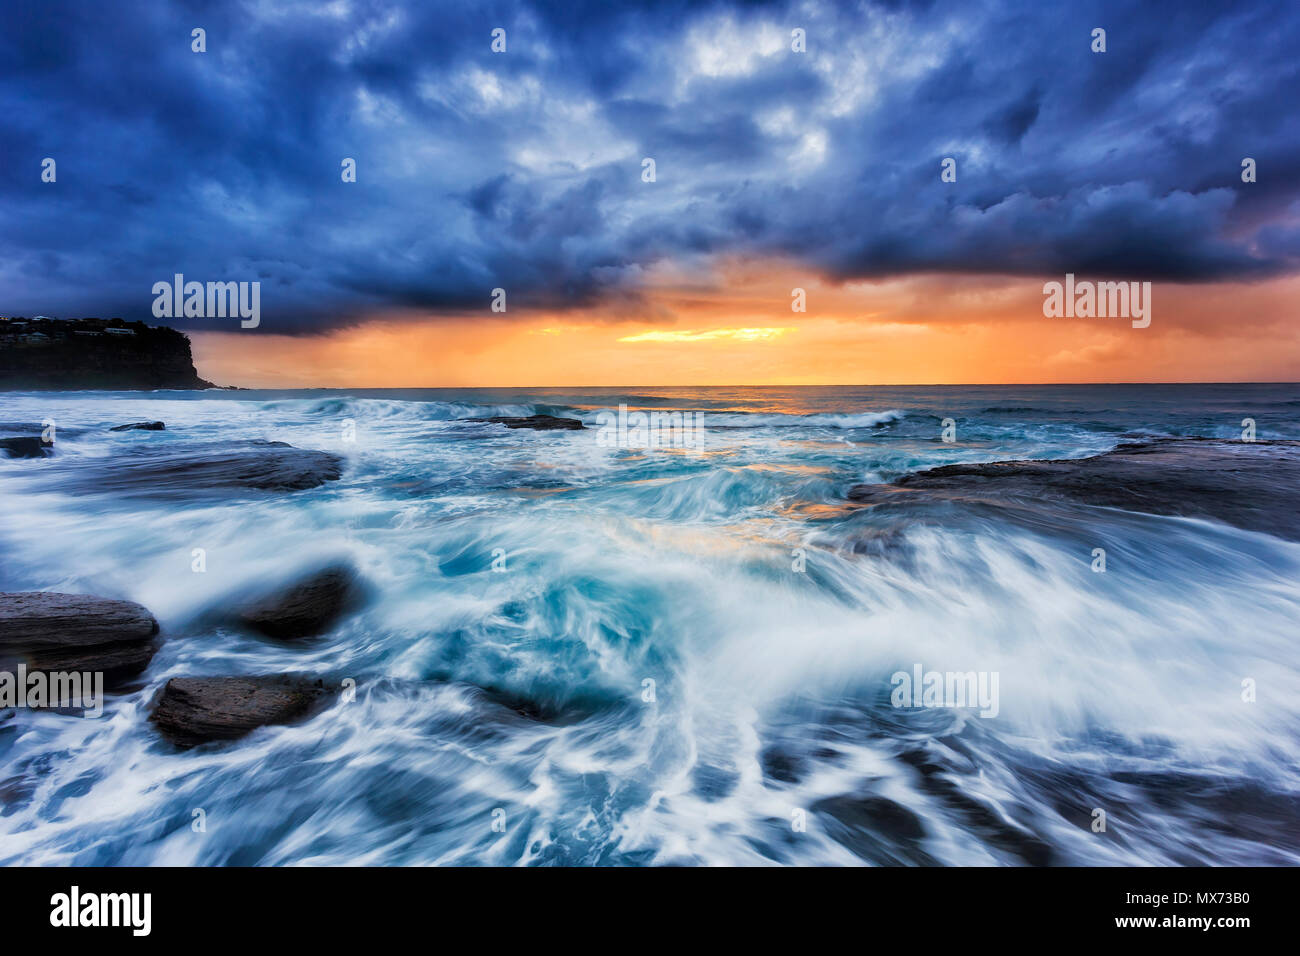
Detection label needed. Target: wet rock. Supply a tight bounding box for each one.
[150,675,331,748]
[86,440,343,494]
[0,422,83,436]
[848,438,1300,541]
[848,524,914,559]
[0,592,158,685]
[0,423,85,440]
[110,421,165,431]
[462,414,585,431]
[812,793,938,865]
[0,437,52,458]
[471,683,608,725]
[233,564,364,640]
[19,641,156,685]
[816,794,927,840]
[0,773,38,815]
[898,746,1055,866]
[759,745,808,785]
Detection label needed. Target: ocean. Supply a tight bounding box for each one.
[1,383,1298,865]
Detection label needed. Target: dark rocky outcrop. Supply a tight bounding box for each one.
[233,564,364,640]
[150,675,331,748]
[110,421,165,431]
[461,414,585,431]
[83,440,344,494]
[847,438,1300,541]
[0,319,214,390]
[0,437,52,458]
[0,592,158,685]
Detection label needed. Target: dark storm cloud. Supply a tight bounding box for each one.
[1,0,1297,332]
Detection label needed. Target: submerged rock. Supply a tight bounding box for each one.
[0,437,52,458]
[461,414,585,431]
[233,564,364,640]
[110,421,165,431]
[470,682,609,725]
[85,440,344,494]
[0,592,158,685]
[897,746,1055,866]
[847,438,1300,541]
[0,422,85,438]
[150,675,331,748]
[811,793,938,866]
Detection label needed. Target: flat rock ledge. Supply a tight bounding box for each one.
[847,438,1300,541]
[461,414,585,431]
[92,440,344,493]
[0,592,159,685]
[151,675,331,748]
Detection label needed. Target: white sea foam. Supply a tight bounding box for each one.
[1,385,1298,865]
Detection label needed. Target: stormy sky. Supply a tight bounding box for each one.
[3,0,1298,334]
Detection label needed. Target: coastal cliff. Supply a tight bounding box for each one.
[0,317,214,390]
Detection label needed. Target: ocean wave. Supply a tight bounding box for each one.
[2,386,1298,865]
[259,396,548,422]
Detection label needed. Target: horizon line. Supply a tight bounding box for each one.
[197,380,1300,390]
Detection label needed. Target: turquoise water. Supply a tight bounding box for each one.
[1,383,1298,865]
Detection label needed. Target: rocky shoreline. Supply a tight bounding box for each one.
[847,437,1300,541]
[0,416,358,747]
[1,560,360,747]
[3,434,1297,753]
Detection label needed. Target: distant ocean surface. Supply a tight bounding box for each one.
[1,383,1298,865]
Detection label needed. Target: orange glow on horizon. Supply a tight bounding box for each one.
[617,327,797,343]
[190,263,1300,387]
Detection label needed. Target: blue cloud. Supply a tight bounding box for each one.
[1,0,1297,332]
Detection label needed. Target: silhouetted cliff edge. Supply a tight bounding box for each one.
[0,317,215,390]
